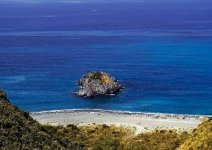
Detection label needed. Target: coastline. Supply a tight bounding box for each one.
[31,109,209,133]
[30,108,211,119]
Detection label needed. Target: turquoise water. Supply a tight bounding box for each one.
[0,0,212,114]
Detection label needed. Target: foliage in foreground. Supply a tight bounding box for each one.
[178,118,212,150]
[0,90,85,150]
[0,90,211,150]
[56,124,188,150]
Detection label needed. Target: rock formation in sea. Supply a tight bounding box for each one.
[73,71,123,97]
[0,90,7,101]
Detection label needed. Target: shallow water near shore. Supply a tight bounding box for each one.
[0,0,212,115]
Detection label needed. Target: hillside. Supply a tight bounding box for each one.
[0,90,84,150]
[178,118,212,150]
[0,90,211,150]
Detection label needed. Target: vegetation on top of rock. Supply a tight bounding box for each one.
[89,72,114,85]
[73,71,123,97]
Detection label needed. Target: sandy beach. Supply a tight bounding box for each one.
[30,109,208,133]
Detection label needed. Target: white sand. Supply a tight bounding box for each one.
[31,109,206,133]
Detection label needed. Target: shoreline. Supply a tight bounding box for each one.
[30,108,211,119]
[31,109,209,133]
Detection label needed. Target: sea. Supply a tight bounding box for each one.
[0,0,212,115]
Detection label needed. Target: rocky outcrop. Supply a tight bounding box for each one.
[0,90,8,101]
[73,71,123,97]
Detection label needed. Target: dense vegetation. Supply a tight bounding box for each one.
[57,124,188,150]
[178,118,212,150]
[0,90,84,150]
[0,90,211,150]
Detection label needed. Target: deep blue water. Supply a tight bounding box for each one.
[0,0,212,115]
